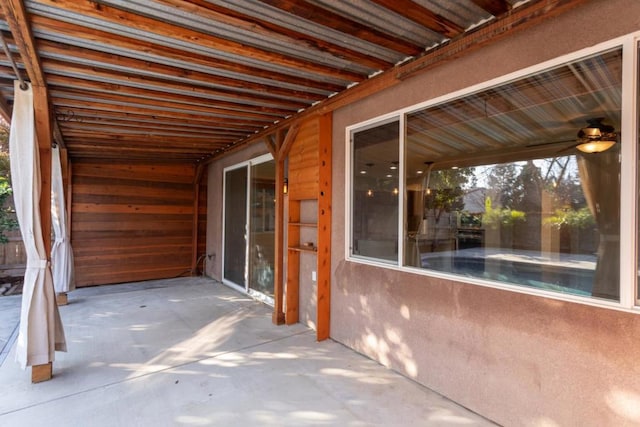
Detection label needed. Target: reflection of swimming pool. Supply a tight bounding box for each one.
[420,248,596,297]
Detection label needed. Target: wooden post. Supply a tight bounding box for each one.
[316,112,332,341]
[31,362,53,383]
[56,293,68,306]
[272,155,286,325]
[32,84,53,382]
[272,125,298,325]
[56,147,69,305]
[191,163,205,275]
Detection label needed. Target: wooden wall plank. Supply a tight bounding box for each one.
[285,200,300,324]
[73,162,195,183]
[287,119,319,201]
[71,160,206,287]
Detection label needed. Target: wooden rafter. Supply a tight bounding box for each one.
[50,87,283,122]
[45,74,300,116]
[263,134,277,159]
[0,92,11,123]
[156,0,393,71]
[1,0,44,86]
[34,41,326,103]
[471,0,512,17]
[259,0,423,56]
[1,0,66,147]
[28,15,348,93]
[53,108,257,132]
[370,0,464,38]
[51,98,269,128]
[42,73,305,116]
[34,0,366,82]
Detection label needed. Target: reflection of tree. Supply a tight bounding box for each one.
[545,206,595,229]
[422,168,474,252]
[0,126,18,243]
[424,168,475,223]
[484,158,585,214]
[482,197,525,229]
[487,163,520,208]
[513,160,543,212]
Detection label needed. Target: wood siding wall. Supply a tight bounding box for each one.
[0,231,26,268]
[287,118,320,201]
[72,161,206,287]
[284,114,332,340]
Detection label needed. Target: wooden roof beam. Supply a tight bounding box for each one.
[28,15,348,93]
[40,59,308,111]
[1,0,66,147]
[471,0,512,17]
[370,0,464,38]
[0,92,11,123]
[259,0,423,56]
[33,39,326,103]
[34,0,365,82]
[157,0,393,71]
[1,0,44,86]
[56,108,260,131]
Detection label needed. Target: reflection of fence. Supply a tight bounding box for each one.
[0,231,26,271]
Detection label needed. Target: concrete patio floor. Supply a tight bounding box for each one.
[0,277,496,426]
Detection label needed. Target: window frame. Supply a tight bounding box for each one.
[347,113,403,267]
[345,32,640,312]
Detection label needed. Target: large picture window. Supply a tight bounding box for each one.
[349,44,635,305]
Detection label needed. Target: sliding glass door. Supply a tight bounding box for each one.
[223,165,248,287]
[223,154,275,301]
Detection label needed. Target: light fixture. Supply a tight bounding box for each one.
[366,189,373,197]
[283,178,288,194]
[576,118,617,153]
[392,187,399,196]
[424,161,434,196]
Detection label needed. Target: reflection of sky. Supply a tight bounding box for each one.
[461,155,579,190]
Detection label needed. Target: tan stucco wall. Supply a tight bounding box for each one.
[331,1,640,425]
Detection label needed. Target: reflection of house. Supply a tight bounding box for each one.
[462,187,487,216]
[458,187,487,249]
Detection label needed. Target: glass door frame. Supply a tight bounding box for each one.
[221,153,275,305]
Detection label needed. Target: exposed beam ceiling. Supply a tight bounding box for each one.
[0,0,585,163]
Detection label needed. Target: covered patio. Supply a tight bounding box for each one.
[0,277,493,426]
[2,1,640,425]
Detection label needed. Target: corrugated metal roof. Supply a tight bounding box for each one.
[0,0,573,163]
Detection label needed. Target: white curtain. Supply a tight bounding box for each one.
[51,145,75,294]
[9,81,66,369]
[577,144,620,301]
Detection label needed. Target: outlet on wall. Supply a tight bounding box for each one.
[311,271,317,282]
